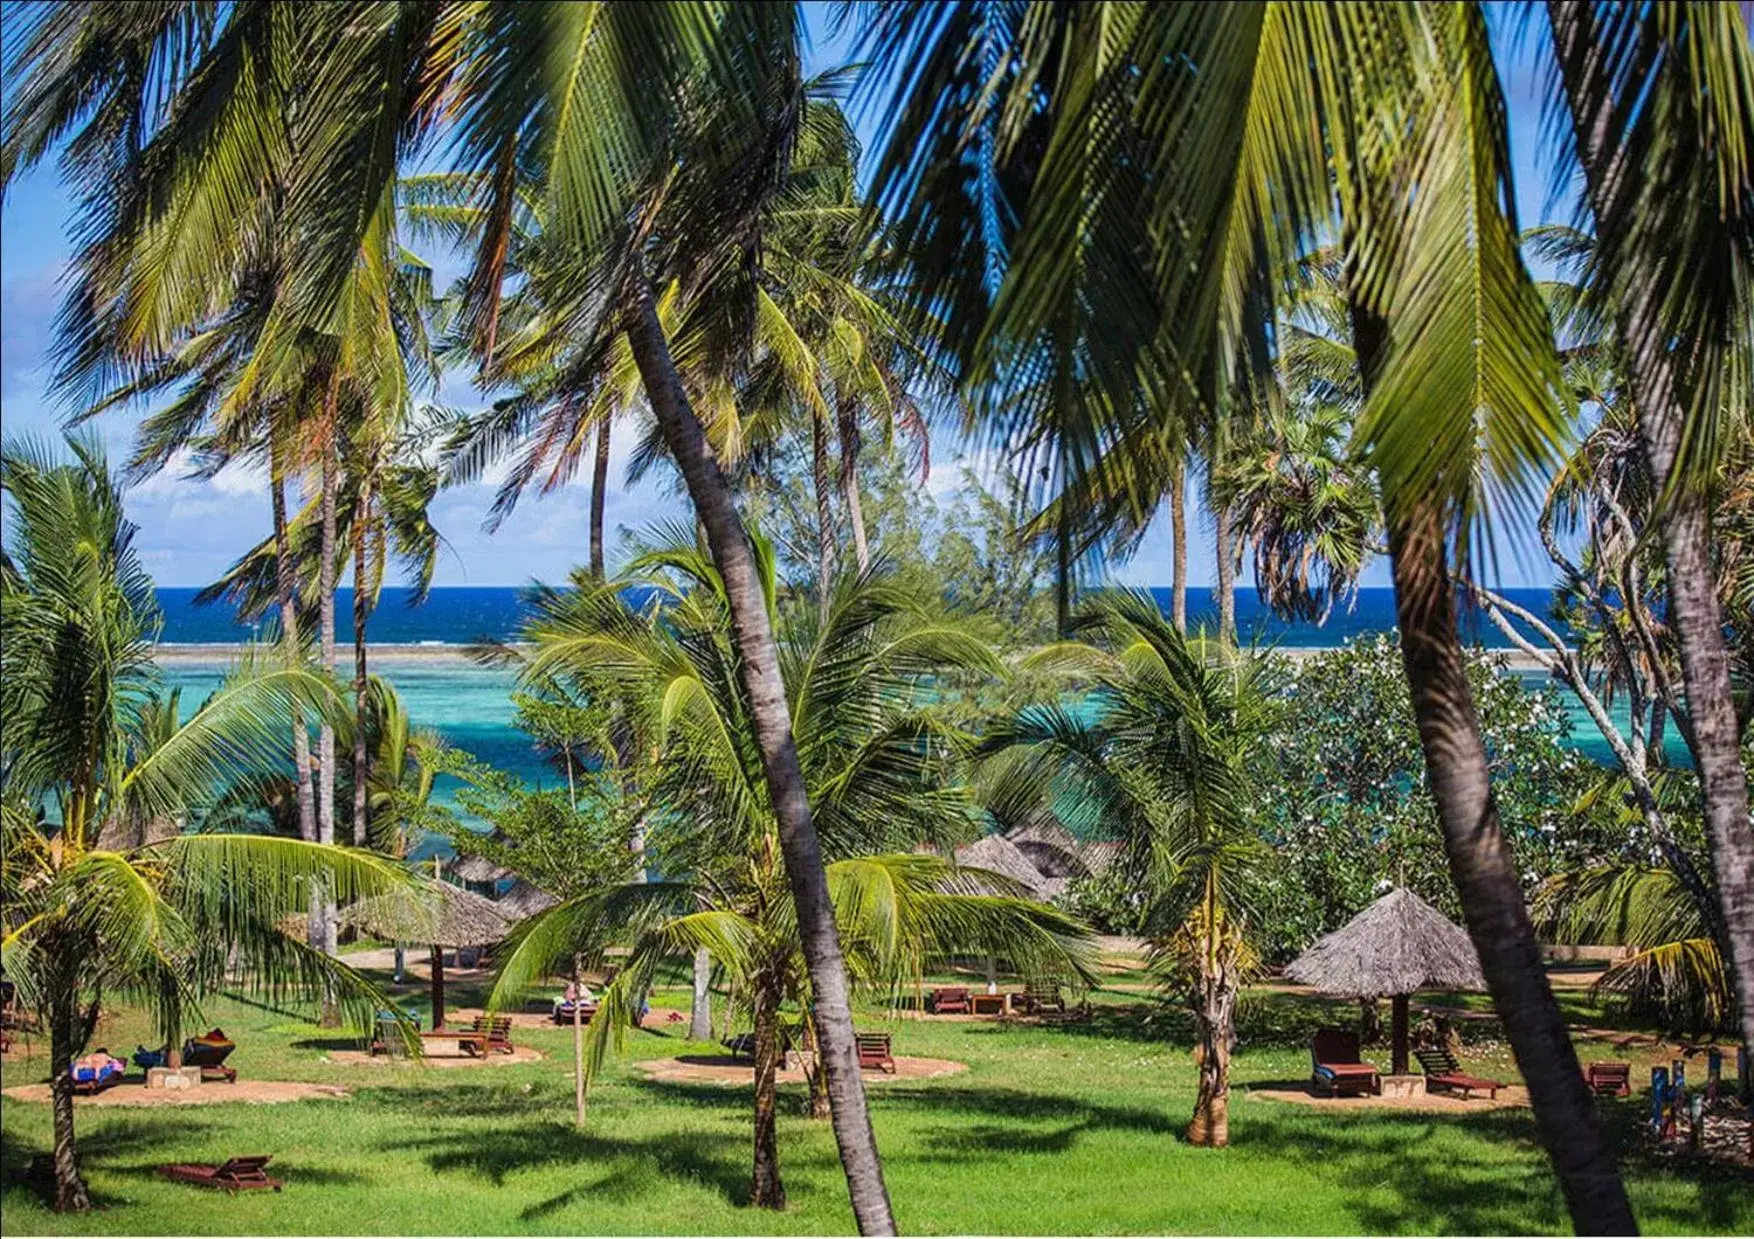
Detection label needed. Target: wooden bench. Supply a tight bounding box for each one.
[1020,981,1066,1014]
[1585,1061,1632,1097]
[421,1015,514,1057]
[856,1032,896,1074]
[927,986,971,1015]
[971,992,1007,1017]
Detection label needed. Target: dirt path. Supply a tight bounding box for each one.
[2,1079,350,1107]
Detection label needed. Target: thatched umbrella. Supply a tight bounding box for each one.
[448,854,511,887]
[342,882,508,1030]
[1285,888,1486,1075]
[953,834,1057,899]
[497,879,559,920]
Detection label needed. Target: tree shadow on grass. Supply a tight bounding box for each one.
[3,1117,193,1211]
[1237,1097,1746,1235]
[389,1115,753,1211]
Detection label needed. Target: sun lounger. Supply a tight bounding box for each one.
[1585,1061,1632,1097]
[1310,1028,1379,1097]
[927,986,972,1015]
[158,1156,282,1192]
[856,1032,896,1074]
[183,1030,237,1082]
[1415,1046,1504,1100]
[552,1000,598,1025]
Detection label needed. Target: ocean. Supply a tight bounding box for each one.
[149,585,1643,850]
[154,584,1568,648]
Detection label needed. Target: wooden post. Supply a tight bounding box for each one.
[1390,993,1410,1075]
[430,945,445,1030]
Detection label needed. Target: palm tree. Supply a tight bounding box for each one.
[0,437,410,1212]
[489,540,1095,1207]
[1534,6,1754,1099]
[5,11,905,1224]
[980,594,1279,1147]
[858,5,1634,1226]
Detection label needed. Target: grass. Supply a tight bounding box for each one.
[2,970,1746,1236]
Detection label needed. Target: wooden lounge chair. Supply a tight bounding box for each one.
[856,1032,896,1074]
[1020,981,1066,1014]
[927,986,971,1015]
[159,1156,282,1192]
[1585,1061,1632,1097]
[1310,1028,1379,1097]
[183,1030,238,1083]
[1414,1046,1504,1100]
[552,1000,598,1026]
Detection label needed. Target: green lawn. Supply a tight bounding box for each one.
[2,974,1746,1236]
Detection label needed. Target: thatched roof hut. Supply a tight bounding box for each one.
[1286,888,1485,1074]
[497,879,559,920]
[447,854,511,886]
[1003,821,1091,880]
[342,882,508,1033]
[953,834,1060,900]
[342,882,510,948]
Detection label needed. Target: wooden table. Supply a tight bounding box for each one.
[971,993,1007,1017]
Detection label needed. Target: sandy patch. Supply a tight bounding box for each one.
[328,1044,545,1068]
[636,1053,967,1087]
[1246,1083,1530,1113]
[2,1079,349,1107]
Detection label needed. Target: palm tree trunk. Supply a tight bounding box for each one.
[804,1008,831,1121]
[573,956,588,1128]
[836,396,870,573]
[272,469,317,845]
[1388,513,1635,1233]
[1186,966,1235,1148]
[624,278,895,1235]
[1169,460,1187,632]
[317,396,340,973]
[690,947,713,1041]
[751,976,786,1210]
[351,484,371,851]
[315,389,341,1027]
[590,413,611,578]
[1055,511,1073,640]
[49,982,90,1212]
[1214,500,1236,645]
[1550,3,1754,1105]
[812,409,836,623]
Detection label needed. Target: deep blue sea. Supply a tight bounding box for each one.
[151,585,1637,851]
[156,585,1567,648]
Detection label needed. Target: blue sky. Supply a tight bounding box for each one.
[0,5,1570,590]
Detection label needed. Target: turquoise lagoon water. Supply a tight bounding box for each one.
[153,585,1669,851]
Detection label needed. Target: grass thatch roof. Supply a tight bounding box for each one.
[496,879,559,920]
[1285,888,1485,998]
[953,834,1058,900]
[447,854,510,884]
[341,881,509,948]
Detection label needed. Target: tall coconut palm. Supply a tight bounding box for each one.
[859,4,1632,1227]
[980,593,1280,1147]
[1540,2,1754,1104]
[6,10,905,1223]
[489,539,1095,1208]
[0,437,410,1212]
